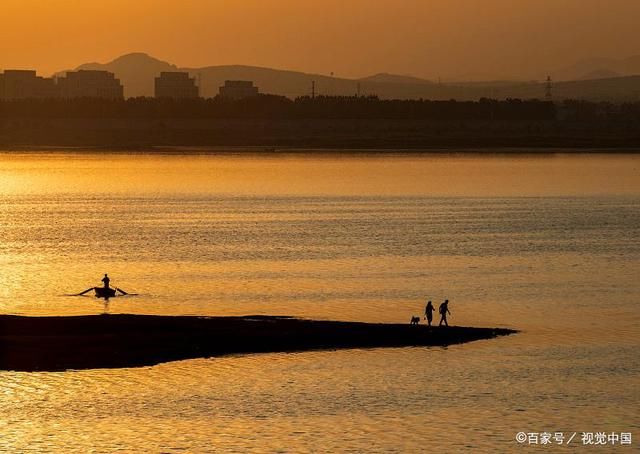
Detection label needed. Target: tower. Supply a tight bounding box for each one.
[545,76,552,100]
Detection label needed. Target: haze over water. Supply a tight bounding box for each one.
[0,152,638,452]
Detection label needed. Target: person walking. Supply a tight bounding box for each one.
[424,300,435,327]
[438,299,450,327]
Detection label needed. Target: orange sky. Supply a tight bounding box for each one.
[1,0,639,80]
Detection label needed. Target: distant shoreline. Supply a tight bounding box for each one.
[2,115,639,151]
[0,314,516,371]
[2,145,640,155]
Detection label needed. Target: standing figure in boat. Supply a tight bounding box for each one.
[95,274,116,298]
[74,275,128,299]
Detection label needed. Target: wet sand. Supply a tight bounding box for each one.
[0,315,516,371]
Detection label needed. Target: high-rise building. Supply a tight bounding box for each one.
[56,70,124,99]
[0,70,57,99]
[155,72,199,99]
[218,80,259,100]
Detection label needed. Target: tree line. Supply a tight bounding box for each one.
[2,95,640,124]
[0,95,555,121]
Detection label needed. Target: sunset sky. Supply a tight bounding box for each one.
[1,0,639,80]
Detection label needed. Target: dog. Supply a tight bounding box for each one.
[410,316,420,325]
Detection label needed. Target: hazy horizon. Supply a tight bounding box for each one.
[2,0,640,81]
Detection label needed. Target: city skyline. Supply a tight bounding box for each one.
[0,68,265,100]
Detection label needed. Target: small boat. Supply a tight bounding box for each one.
[94,287,117,298]
[73,286,129,298]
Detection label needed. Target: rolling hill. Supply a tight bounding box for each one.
[57,53,640,102]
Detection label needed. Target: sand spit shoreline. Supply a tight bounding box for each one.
[0,314,517,371]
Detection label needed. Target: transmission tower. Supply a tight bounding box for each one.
[545,76,553,100]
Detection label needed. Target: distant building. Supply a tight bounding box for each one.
[56,70,123,99]
[0,70,57,99]
[218,80,259,100]
[155,72,199,99]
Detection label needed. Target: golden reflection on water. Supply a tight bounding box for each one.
[0,152,639,196]
[0,152,639,452]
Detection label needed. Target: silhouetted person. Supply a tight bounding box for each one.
[101,273,110,289]
[438,299,450,327]
[424,301,435,327]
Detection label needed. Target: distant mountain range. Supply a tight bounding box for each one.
[552,55,640,81]
[359,73,434,85]
[57,53,453,99]
[56,53,640,101]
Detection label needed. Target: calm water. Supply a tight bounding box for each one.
[0,152,639,452]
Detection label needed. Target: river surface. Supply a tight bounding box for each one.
[0,152,638,452]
